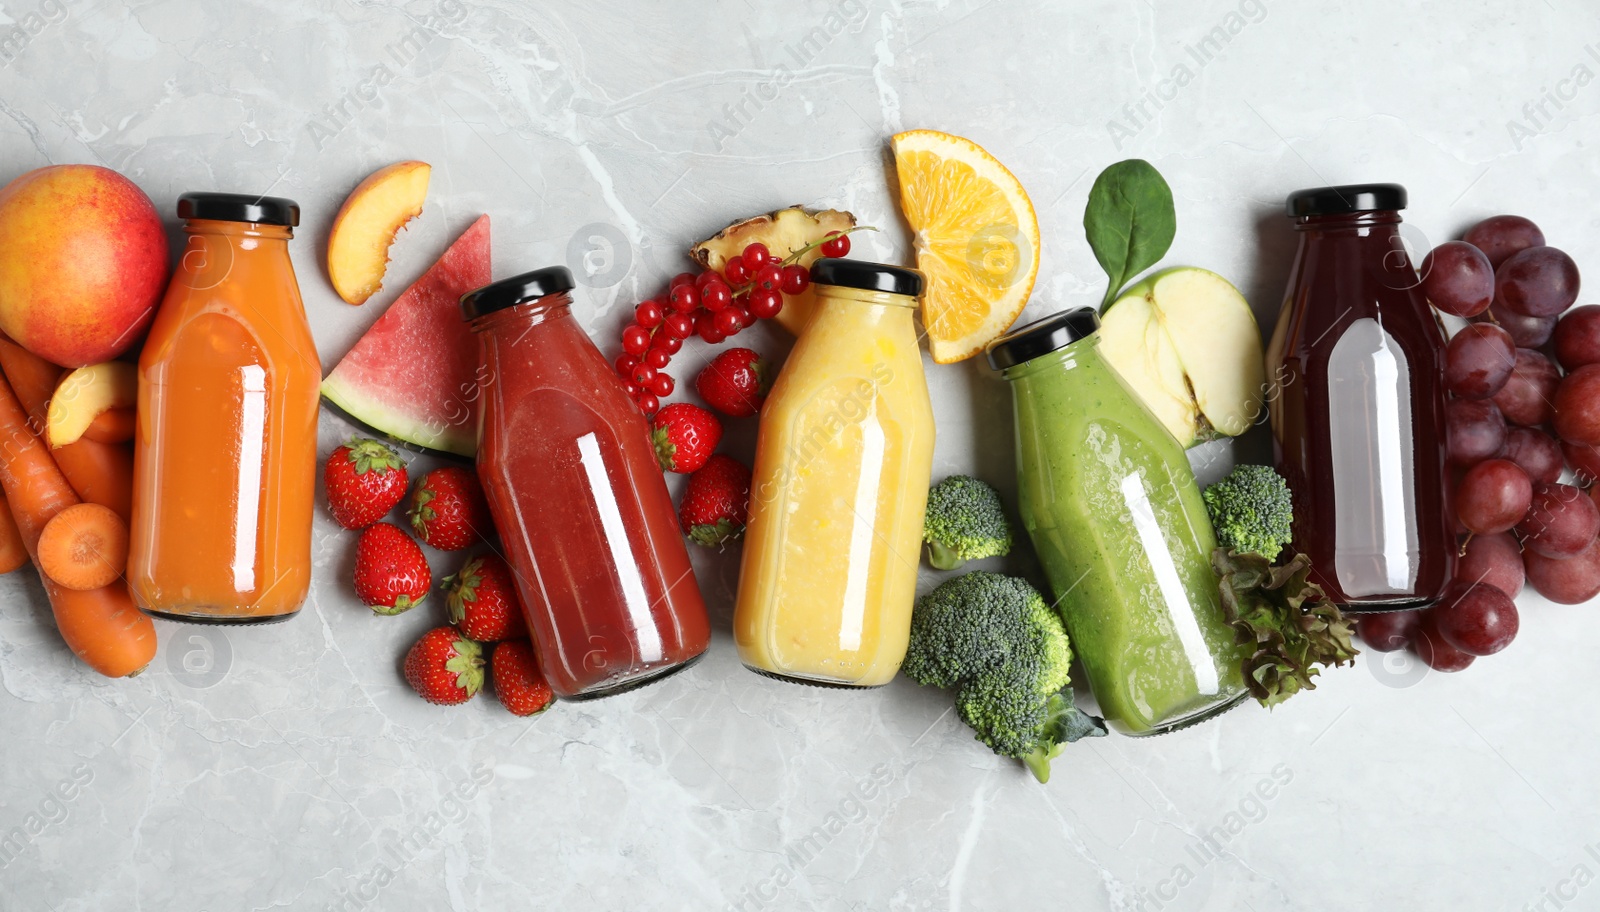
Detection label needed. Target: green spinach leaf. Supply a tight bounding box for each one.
[1083,159,1176,310]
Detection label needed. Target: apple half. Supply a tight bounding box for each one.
[327,161,431,305]
[1097,267,1266,448]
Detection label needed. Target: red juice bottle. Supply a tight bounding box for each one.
[1266,184,1454,612]
[462,267,710,698]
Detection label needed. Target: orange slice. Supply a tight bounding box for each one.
[890,130,1040,363]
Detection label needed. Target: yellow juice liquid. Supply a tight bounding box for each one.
[734,284,935,687]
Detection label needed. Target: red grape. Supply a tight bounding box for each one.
[1553,305,1600,371]
[820,231,850,257]
[1357,611,1420,652]
[1554,364,1600,446]
[1564,440,1600,486]
[1456,458,1533,534]
[1491,349,1560,427]
[1447,398,1506,466]
[1421,241,1495,317]
[1444,323,1516,399]
[1525,538,1600,604]
[1495,246,1581,318]
[1498,426,1563,484]
[1410,613,1476,672]
[1455,531,1525,598]
[1464,215,1546,269]
[1516,482,1600,558]
[1432,581,1520,656]
[1475,300,1556,348]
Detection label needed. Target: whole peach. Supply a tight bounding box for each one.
[0,165,168,366]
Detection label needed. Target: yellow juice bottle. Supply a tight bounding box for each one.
[734,259,935,687]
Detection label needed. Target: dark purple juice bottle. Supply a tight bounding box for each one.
[1266,184,1454,612]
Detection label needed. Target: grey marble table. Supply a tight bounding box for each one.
[1,1,1596,910]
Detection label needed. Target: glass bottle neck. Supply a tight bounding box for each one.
[469,293,574,335]
[814,284,918,310]
[1001,332,1103,382]
[183,218,293,242]
[1293,210,1403,236]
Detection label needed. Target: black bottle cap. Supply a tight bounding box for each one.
[460,266,576,320]
[1286,183,1407,218]
[809,257,924,298]
[176,192,300,227]
[986,307,1101,371]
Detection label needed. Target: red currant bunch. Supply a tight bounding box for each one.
[611,226,866,415]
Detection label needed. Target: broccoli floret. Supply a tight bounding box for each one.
[904,571,1103,782]
[1202,464,1294,561]
[923,475,1013,570]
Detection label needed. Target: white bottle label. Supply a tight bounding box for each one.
[1328,317,1421,596]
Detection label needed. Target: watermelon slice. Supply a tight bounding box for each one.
[321,215,490,457]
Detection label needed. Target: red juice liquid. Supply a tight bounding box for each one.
[469,279,709,698]
[1266,187,1454,611]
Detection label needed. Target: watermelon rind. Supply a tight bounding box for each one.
[319,372,476,458]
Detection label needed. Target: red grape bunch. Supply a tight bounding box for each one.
[611,230,855,415]
[1363,213,1600,671]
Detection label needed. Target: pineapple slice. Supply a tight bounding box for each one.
[690,206,856,335]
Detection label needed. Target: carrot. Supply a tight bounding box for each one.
[82,406,135,444]
[37,502,127,591]
[0,374,154,677]
[0,340,135,522]
[0,492,26,574]
[49,440,134,522]
[0,332,61,431]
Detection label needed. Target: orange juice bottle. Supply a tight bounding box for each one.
[129,193,319,623]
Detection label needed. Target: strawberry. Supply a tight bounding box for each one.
[695,347,771,418]
[409,466,491,551]
[490,639,554,716]
[651,403,722,473]
[443,554,527,642]
[353,522,431,615]
[403,626,484,705]
[324,438,409,529]
[679,453,751,546]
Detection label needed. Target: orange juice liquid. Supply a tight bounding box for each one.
[129,217,319,621]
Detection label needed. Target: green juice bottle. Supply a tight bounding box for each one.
[987,308,1249,735]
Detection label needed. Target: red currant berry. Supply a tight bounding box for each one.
[741,243,770,270]
[724,258,750,285]
[779,265,809,295]
[753,264,783,292]
[669,272,696,289]
[615,353,640,377]
[736,306,756,328]
[643,347,671,369]
[696,316,726,344]
[663,312,694,340]
[668,284,699,314]
[714,307,743,336]
[651,331,683,354]
[821,231,850,257]
[634,299,664,329]
[631,364,657,386]
[636,392,660,414]
[768,253,783,266]
[748,288,783,319]
[623,380,640,397]
[649,372,674,397]
[693,271,718,288]
[701,283,733,312]
[621,324,650,356]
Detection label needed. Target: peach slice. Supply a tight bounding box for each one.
[46,361,136,448]
[327,161,431,305]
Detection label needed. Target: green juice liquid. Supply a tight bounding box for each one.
[1004,334,1248,735]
